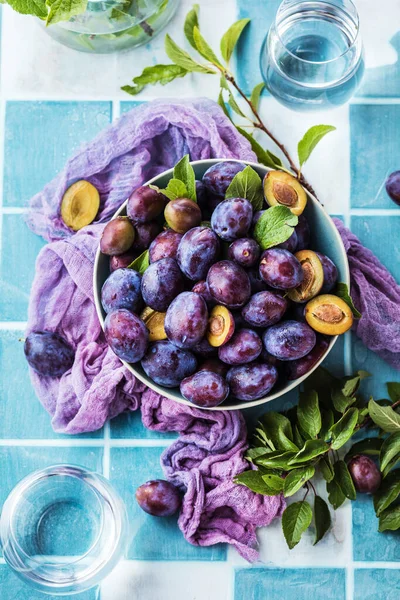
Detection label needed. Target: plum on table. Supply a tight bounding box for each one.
[136,480,181,516]
[24,331,74,377]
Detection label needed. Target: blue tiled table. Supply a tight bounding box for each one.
[0,1,399,599]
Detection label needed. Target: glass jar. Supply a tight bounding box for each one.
[44,0,180,53]
[0,465,129,595]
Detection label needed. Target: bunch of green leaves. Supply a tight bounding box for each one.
[123,4,336,184]
[3,0,88,25]
[234,367,400,548]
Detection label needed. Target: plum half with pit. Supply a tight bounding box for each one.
[105,309,148,363]
[263,320,316,361]
[149,230,182,263]
[242,291,288,328]
[202,161,246,199]
[211,198,253,241]
[227,363,278,401]
[101,268,143,314]
[264,171,307,216]
[24,331,74,377]
[305,294,353,335]
[206,305,235,347]
[164,292,208,349]
[180,371,229,407]
[259,248,303,290]
[127,186,166,224]
[177,226,220,281]
[136,480,181,517]
[100,217,135,256]
[207,260,251,309]
[228,238,260,268]
[141,258,184,312]
[219,328,262,365]
[287,250,324,303]
[347,455,381,494]
[141,340,197,387]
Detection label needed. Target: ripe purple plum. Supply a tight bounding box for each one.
[199,358,229,377]
[193,337,218,358]
[316,252,338,293]
[247,267,269,293]
[177,227,220,281]
[136,480,181,517]
[180,371,229,407]
[211,198,253,241]
[164,198,202,234]
[110,250,137,272]
[227,363,278,401]
[285,335,329,380]
[195,180,209,215]
[105,309,148,363]
[127,186,166,224]
[132,221,160,251]
[219,328,262,365]
[191,280,216,308]
[385,170,400,205]
[228,238,260,268]
[141,340,197,387]
[149,230,182,263]
[165,292,208,349]
[207,260,251,309]
[100,217,135,256]
[141,258,184,312]
[263,320,316,361]
[295,215,310,251]
[101,268,143,314]
[276,229,298,252]
[24,331,74,377]
[202,161,246,199]
[347,455,381,494]
[259,248,303,290]
[242,291,288,328]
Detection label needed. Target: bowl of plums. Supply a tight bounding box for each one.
[93,158,351,410]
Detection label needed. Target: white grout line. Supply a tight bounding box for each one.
[112,99,121,122]
[353,561,400,569]
[0,321,26,330]
[0,206,27,214]
[0,97,5,260]
[350,97,400,105]
[103,421,110,479]
[350,208,400,217]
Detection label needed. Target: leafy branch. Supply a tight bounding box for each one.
[235,368,400,548]
[123,4,337,197]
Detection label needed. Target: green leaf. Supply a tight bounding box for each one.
[369,398,400,433]
[253,206,298,250]
[250,82,265,112]
[45,0,87,24]
[236,127,277,169]
[297,390,321,438]
[378,505,400,532]
[217,90,232,121]
[387,382,400,403]
[192,26,223,68]
[345,437,383,461]
[342,371,370,396]
[228,92,247,119]
[261,473,285,495]
[319,455,334,482]
[128,249,149,275]
[331,384,357,414]
[246,447,269,462]
[282,501,313,549]
[335,282,362,319]
[329,408,359,450]
[159,178,188,202]
[313,495,331,545]
[380,432,400,473]
[165,34,216,74]
[320,409,334,442]
[256,450,297,470]
[183,3,199,49]
[288,439,329,465]
[293,425,305,449]
[6,0,47,17]
[259,415,298,453]
[283,465,315,497]
[334,460,356,500]
[122,64,188,96]
[220,18,250,63]
[173,155,196,202]
[297,125,336,168]
[374,470,400,516]
[266,150,283,168]
[225,165,264,211]
[326,475,346,509]
[234,469,281,495]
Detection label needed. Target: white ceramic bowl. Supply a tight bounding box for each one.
[94,159,349,410]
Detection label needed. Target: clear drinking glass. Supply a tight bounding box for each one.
[0,465,129,595]
[260,0,364,110]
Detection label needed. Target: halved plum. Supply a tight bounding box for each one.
[305,294,353,335]
[264,171,307,216]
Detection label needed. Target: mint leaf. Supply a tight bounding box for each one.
[297,390,321,438]
[261,473,285,495]
[193,26,223,68]
[314,495,331,545]
[234,469,280,495]
[256,450,297,470]
[345,438,383,461]
[378,505,400,532]
[128,249,149,274]
[329,408,359,450]
[159,178,188,202]
[334,460,356,500]
[288,439,329,465]
[282,501,313,549]
[250,82,264,112]
[245,447,269,462]
[259,412,298,453]
[122,64,188,96]
[326,474,346,510]
[173,155,196,202]
[220,18,250,63]
[380,432,400,473]
[228,92,247,119]
[297,125,336,168]
[254,206,298,250]
[283,465,315,497]
[6,0,47,17]
[369,398,400,433]
[225,165,264,211]
[165,34,216,74]
[335,282,361,319]
[236,127,278,169]
[374,470,400,516]
[319,455,334,483]
[45,0,87,24]
[183,3,199,49]
[387,382,400,403]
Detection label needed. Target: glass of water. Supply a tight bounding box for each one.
[260,0,364,110]
[0,465,129,595]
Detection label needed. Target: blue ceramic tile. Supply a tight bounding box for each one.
[109,447,226,561]
[0,330,102,439]
[353,494,400,561]
[357,32,400,97]
[236,0,281,96]
[234,568,346,600]
[323,334,345,378]
[3,101,112,206]
[0,566,98,600]
[350,105,400,208]
[354,569,400,599]
[110,410,177,440]
[120,101,146,114]
[351,216,400,282]
[0,214,46,321]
